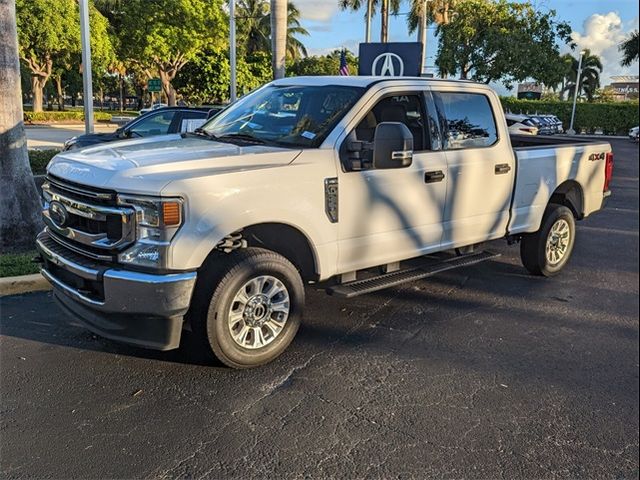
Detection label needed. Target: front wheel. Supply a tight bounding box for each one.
[520,204,576,277]
[189,248,304,368]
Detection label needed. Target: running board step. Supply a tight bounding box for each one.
[327,250,500,298]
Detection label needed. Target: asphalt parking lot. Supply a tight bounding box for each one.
[1,139,638,479]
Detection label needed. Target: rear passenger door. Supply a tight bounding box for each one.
[432,89,515,248]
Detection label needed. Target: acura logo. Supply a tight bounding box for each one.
[49,201,70,229]
[372,52,404,76]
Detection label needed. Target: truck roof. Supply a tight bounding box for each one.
[271,76,480,88]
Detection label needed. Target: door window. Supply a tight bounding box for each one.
[178,111,207,133]
[128,110,176,137]
[433,92,498,150]
[346,93,429,170]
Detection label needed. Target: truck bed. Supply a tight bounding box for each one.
[510,134,606,150]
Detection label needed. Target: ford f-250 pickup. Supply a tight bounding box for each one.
[37,77,613,368]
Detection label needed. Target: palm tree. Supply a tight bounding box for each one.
[270,0,287,78]
[406,0,456,33]
[237,0,308,61]
[562,50,603,102]
[338,0,400,42]
[619,30,639,67]
[1,0,43,251]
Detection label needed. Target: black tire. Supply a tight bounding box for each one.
[520,204,576,277]
[188,248,304,369]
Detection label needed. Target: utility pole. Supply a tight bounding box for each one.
[229,0,237,102]
[568,50,586,135]
[79,0,94,134]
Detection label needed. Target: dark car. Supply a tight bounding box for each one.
[63,106,224,151]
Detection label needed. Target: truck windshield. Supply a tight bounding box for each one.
[201,84,364,148]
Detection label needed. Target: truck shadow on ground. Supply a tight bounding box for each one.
[1,256,636,380]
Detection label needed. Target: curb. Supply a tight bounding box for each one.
[0,273,51,298]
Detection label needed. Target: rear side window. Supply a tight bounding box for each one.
[433,92,498,150]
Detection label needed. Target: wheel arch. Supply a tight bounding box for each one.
[203,222,320,282]
[549,180,584,220]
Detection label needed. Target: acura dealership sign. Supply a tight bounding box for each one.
[358,43,423,77]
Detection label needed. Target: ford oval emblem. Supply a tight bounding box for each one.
[49,201,70,229]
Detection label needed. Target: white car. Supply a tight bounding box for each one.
[506,113,539,135]
[38,76,614,368]
[629,126,639,142]
[139,103,168,115]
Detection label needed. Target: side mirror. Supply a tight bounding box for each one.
[373,122,414,169]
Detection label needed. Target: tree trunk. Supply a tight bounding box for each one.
[0,0,43,251]
[30,75,45,112]
[55,75,64,111]
[159,70,177,106]
[270,0,287,79]
[381,0,389,42]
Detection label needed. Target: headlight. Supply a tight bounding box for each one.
[116,195,184,268]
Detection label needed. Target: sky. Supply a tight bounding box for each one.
[291,0,640,94]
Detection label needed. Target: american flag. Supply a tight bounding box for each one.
[339,49,349,76]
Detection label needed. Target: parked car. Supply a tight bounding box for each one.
[530,115,555,135]
[38,77,613,368]
[139,103,167,114]
[505,113,539,135]
[629,126,639,142]
[62,106,223,151]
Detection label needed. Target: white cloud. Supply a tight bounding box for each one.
[570,12,639,85]
[294,0,340,22]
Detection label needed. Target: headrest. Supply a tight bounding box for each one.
[380,104,407,123]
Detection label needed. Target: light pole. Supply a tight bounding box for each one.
[567,50,586,135]
[365,0,372,43]
[229,0,237,102]
[79,0,94,134]
[417,0,428,75]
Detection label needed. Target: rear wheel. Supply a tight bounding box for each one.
[189,248,304,368]
[520,204,575,277]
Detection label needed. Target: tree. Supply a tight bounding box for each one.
[16,0,114,112]
[619,30,639,67]
[175,49,272,103]
[288,49,358,76]
[407,0,456,32]
[562,50,603,102]
[435,0,573,88]
[16,0,80,112]
[271,0,287,78]
[236,0,309,60]
[338,0,400,42]
[112,0,226,106]
[1,0,42,251]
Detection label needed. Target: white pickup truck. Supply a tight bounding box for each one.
[37,76,614,368]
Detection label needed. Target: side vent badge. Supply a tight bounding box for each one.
[324,178,339,223]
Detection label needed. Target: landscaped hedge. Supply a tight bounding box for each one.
[29,149,59,175]
[24,110,112,123]
[500,98,639,135]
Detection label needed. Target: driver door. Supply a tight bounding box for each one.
[336,90,448,273]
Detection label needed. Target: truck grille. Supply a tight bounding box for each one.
[42,175,136,259]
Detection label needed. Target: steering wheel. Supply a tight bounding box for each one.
[128,130,143,138]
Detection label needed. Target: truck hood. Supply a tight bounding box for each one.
[47,134,301,194]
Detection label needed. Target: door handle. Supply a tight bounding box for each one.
[495,163,512,175]
[424,170,445,183]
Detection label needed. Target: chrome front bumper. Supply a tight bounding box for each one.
[36,231,197,350]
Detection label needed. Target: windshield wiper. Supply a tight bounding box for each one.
[215,133,268,145]
[184,128,219,140]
